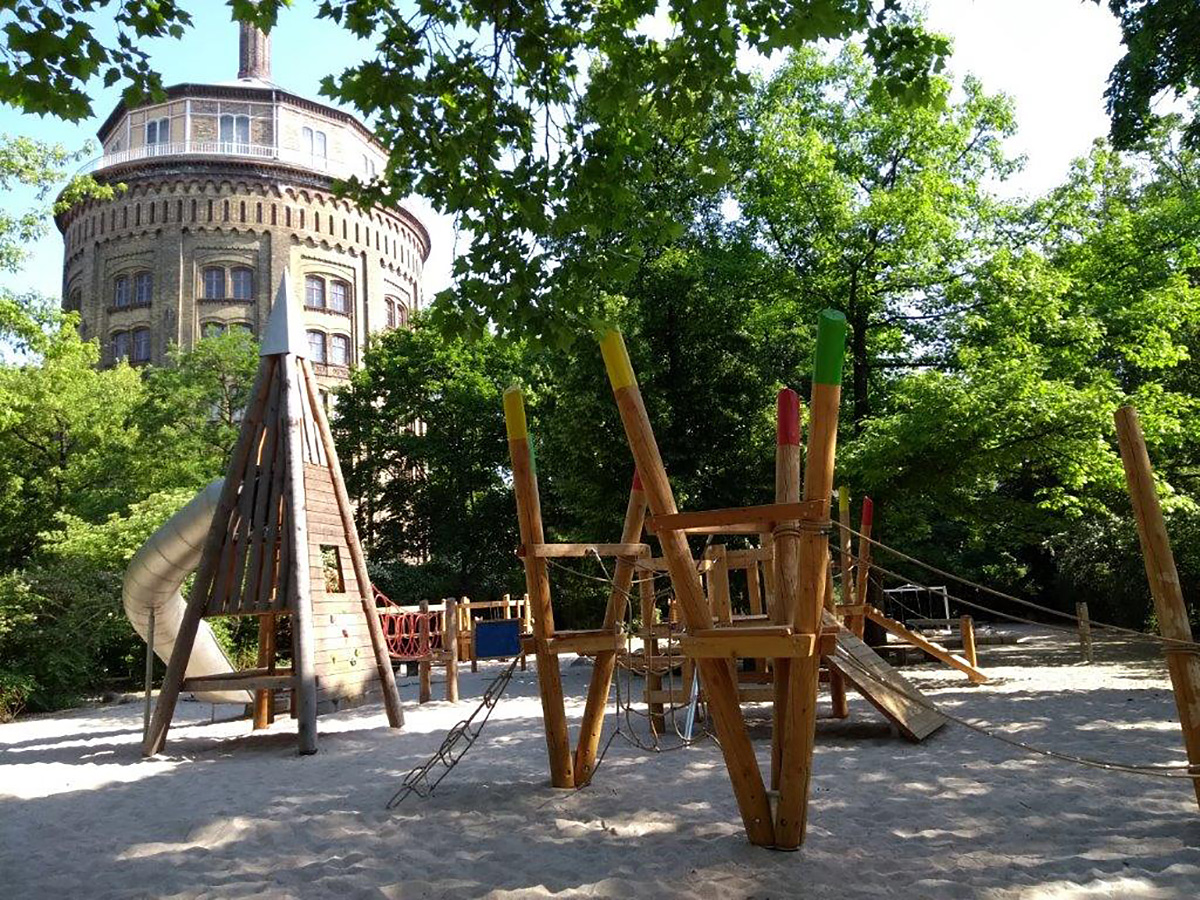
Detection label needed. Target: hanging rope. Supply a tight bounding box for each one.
[834,521,1200,653]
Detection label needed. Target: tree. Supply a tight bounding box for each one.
[1096,1,1200,149]
[736,43,1018,431]
[331,317,528,603]
[0,1,949,341]
[133,329,260,492]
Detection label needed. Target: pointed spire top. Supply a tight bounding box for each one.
[260,270,307,358]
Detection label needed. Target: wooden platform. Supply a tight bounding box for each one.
[824,615,946,742]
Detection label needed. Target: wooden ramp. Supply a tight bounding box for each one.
[865,605,988,684]
[823,613,946,742]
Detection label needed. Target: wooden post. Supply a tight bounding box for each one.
[776,309,846,849]
[960,614,978,669]
[1075,601,1093,664]
[771,387,803,791]
[253,613,275,728]
[418,600,432,703]
[710,545,733,625]
[575,472,648,786]
[143,607,155,740]
[641,566,665,734]
[446,598,460,702]
[837,487,857,629]
[302,361,404,729]
[1114,405,1200,806]
[142,359,273,756]
[826,554,848,719]
[854,495,875,629]
[600,329,775,847]
[521,592,531,670]
[282,354,318,755]
[747,551,767,678]
[504,387,575,788]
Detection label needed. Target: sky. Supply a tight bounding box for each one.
[0,0,1126,302]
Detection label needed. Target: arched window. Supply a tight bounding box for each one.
[203,266,225,299]
[230,322,253,335]
[329,279,350,313]
[231,267,254,301]
[202,321,225,339]
[304,275,325,309]
[134,271,152,305]
[307,329,327,362]
[66,288,81,312]
[330,333,350,366]
[396,301,408,327]
[111,331,130,361]
[113,275,130,308]
[385,298,397,329]
[132,328,152,363]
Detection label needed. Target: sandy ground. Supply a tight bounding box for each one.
[2,626,1198,899]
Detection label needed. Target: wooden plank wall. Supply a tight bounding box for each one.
[305,462,381,712]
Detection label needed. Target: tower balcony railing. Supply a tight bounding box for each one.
[77,140,360,181]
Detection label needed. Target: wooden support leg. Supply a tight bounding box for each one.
[419,601,432,704]
[143,607,155,740]
[504,388,574,788]
[1115,405,1200,807]
[601,330,774,847]
[253,613,275,729]
[776,309,846,850]
[575,474,647,786]
[1075,602,1092,664]
[825,555,848,718]
[772,388,803,791]
[446,598,460,702]
[961,614,978,669]
[521,593,531,671]
[853,496,874,638]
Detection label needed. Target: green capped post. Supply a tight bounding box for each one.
[812,309,847,386]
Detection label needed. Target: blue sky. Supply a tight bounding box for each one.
[0,0,1126,302]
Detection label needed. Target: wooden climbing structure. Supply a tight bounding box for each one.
[142,271,404,756]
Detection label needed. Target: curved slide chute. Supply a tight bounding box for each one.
[123,479,252,704]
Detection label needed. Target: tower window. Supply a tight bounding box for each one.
[134,272,152,305]
[231,267,254,301]
[113,275,130,308]
[330,333,350,366]
[111,331,130,361]
[307,329,327,362]
[145,117,170,149]
[329,279,349,313]
[304,275,325,309]
[132,328,152,364]
[203,266,225,299]
[219,114,250,147]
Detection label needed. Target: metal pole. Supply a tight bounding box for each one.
[143,607,155,739]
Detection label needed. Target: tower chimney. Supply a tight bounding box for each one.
[238,21,271,81]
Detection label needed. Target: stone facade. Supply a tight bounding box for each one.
[56,28,428,392]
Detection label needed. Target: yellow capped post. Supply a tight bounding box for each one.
[599,329,637,391]
[503,386,528,441]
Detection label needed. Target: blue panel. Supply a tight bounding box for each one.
[475,619,523,659]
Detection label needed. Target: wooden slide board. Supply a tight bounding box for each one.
[822,612,946,742]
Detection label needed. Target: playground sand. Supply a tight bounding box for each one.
[2,626,1198,899]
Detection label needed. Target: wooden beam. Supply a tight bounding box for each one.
[524,542,650,558]
[183,673,295,693]
[282,354,317,755]
[680,630,818,659]
[575,473,648,786]
[601,329,775,847]
[504,387,574,789]
[776,309,846,850]
[771,387,802,792]
[1115,405,1200,807]
[646,500,826,535]
[865,606,988,684]
[522,629,626,656]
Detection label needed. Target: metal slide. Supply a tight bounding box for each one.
[123,479,251,704]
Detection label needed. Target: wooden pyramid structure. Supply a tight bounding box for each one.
[143,272,404,756]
